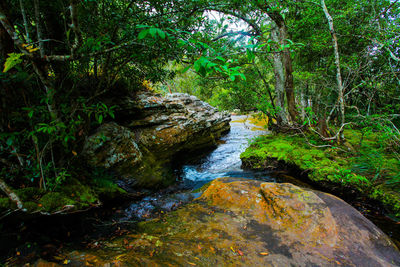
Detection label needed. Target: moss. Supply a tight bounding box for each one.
[15,187,45,202]
[240,132,400,216]
[241,133,374,192]
[0,197,12,210]
[370,185,400,219]
[39,192,77,212]
[23,201,40,213]
[0,169,130,214]
[62,179,97,204]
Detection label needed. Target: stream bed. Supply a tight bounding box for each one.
[2,115,400,265]
[120,115,399,245]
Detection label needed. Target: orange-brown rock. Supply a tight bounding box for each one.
[58,178,400,266]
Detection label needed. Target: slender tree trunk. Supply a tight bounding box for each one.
[277,21,297,122]
[19,0,30,43]
[257,2,298,123]
[34,0,45,57]
[271,23,288,125]
[254,63,276,110]
[321,0,345,139]
[300,84,307,121]
[0,6,58,121]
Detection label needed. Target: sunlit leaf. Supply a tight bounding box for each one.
[3,53,23,72]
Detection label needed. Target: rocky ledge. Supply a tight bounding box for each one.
[47,178,400,266]
[83,91,231,188]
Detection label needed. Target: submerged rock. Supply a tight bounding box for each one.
[61,178,400,266]
[83,91,231,188]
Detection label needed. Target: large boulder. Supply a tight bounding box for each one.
[83,91,230,187]
[62,178,400,266]
[116,91,231,159]
[82,122,142,172]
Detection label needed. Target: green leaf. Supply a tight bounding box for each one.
[193,59,202,72]
[149,28,157,38]
[6,138,13,146]
[177,39,186,47]
[181,65,191,73]
[246,49,255,61]
[3,53,23,72]
[230,74,236,81]
[138,29,149,39]
[157,29,166,39]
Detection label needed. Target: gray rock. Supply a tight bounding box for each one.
[82,122,142,172]
[83,91,231,188]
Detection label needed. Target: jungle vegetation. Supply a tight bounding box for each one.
[0,0,399,215]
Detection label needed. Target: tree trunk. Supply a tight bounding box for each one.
[19,0,30,43]
[34,0,45,57]
[271,23,288,125]
[321,0,345,139]
[260,4,298,123]
[300,84,307,121]
[0,2,14,62]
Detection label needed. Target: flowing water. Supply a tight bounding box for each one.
[174,114,400,247]
[100,114,400,248]
[3,114,399,265]
[178,115,275,187]
[123,115,277,220]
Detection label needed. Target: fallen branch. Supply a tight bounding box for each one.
[0,178,23,210]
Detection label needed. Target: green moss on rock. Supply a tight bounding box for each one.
[241,134,372,191]
[370,185,400,219]
[241,132,399,219]
[39,192,77,212]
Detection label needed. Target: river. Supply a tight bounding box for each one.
[179,115,274,186]
[3,114,399,264]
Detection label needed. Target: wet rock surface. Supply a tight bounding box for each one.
[55,178,400,266]
[83,91,231,187]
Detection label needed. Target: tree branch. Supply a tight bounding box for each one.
[0,178,23,210]
[0,6,30,56]
[208,8,262,36]
[212,31,253,42]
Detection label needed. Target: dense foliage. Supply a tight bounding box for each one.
[0,0,399,215]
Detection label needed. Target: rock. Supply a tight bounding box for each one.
[82,122,142,176]
[83,91,230,188]
[33,259,62,267]
[60,178,400,266]
[116,91,231,159]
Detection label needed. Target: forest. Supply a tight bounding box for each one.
[1,0,400,265]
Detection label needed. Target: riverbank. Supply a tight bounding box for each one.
[240,129,400,221]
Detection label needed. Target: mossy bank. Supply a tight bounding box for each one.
[240,129,400,220]
[0,171,127,215]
